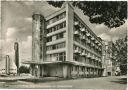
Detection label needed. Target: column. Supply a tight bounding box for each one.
[32,14,46,62]
[65,3,74,61]
[37,65,41,78]
[63,64,71,78]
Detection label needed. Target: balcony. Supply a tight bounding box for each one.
[74,30,79,36]
[91,37,95,41]
[98,43,101,46]
[87,40,91,44]
[74,49,81,54]
[98,58,101,62]
[92,43,95,47]
[81,51,86,57]
[81,35,86,40]
[87,54,91,58]
[80,28,86,32]
[95,40,98,44]
[99,48,102,51]
[86,33,90,37]
[95,57,98,61]
[92,55,95,60]
[74,21,80,28]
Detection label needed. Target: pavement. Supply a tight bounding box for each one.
[0,76,127,89]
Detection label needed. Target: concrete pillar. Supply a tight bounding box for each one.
[37,65,41,78]
[63,65,68,78]
[65,3,74,61]
[40,65,44,77]
[30,64,33,75]
[63,65,71,78]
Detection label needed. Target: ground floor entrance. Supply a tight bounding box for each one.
[29,63,103,78]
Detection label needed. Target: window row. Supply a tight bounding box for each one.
[46,52,66,61]
[47,32,66,42]
[47,12,66,25]
[47,21,66,34]
[47,42,65,51]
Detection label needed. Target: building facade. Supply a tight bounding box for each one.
[102,41,117,76]
[24,3,103,78]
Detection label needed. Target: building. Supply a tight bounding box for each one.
[101,41,107,76]
[102,41,117,76]
[0,55,17,75]
[24,3,103,78]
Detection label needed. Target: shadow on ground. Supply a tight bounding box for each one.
[110,77,127,84]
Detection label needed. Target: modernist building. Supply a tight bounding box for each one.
[24,3,103,78]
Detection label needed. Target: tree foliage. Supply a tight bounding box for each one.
[47,1,127,28]
[112,36,127,74]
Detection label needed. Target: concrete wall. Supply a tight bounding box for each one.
[32,14,46,62]
[65,3,74,61]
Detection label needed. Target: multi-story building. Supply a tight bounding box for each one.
[102,41,117,76]
[102,41,107,76]
[24,3,103,78]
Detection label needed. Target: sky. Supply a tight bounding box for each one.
[0,1,127,66]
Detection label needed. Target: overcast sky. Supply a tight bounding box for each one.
[0,1,127,66]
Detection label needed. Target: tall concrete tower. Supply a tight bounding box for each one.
[5,55,10,75]
[14,42,19,74]
[32,13,46,62]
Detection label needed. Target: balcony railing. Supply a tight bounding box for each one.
[91,37,95,41]
[98,43,101,46]
[95,57,98,61]
[74,49,81,54]
[80,28,86,32]
[92,55,95,60]
[81,35,86,40]
[74,31,79,36]
[86,33,90,37]
[95,40,98,44]
[87,54,91,58]
[98,58,101,62]
[87,40,91,44]
[74,21,80,28]
[81,51,86,57]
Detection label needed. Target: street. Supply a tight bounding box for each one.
[0,76,127,89]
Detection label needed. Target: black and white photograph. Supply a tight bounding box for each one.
[0,0,127,89]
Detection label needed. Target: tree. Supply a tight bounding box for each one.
[19,66,30,74]
[112,36,127,75]
[47,1,127,28]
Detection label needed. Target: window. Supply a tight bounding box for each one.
[46,42,65,51]
[46,52,66,61]
[47,12,66,26]
[52,45,56,50]
[56,32,64,39]
[52,35,56,41]
[47,36,52,42]
[47,22,66,34]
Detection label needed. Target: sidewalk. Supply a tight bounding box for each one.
[0,75,34,82]
[20,77,65,83]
